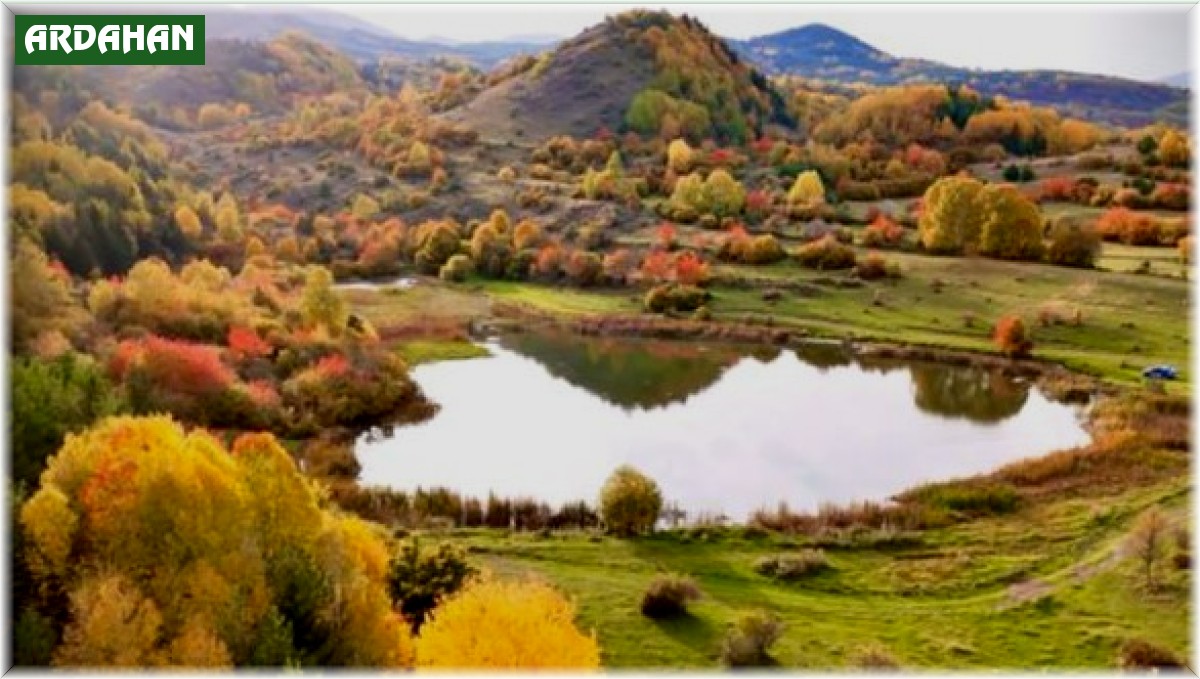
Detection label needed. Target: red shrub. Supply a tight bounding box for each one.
[745,190,772,217]
[994,315,1033,359]
[640,250,674,283]
[534,244,564,278]
[1096,207,1157,245]
[244,379,282,408]
[314,353,352,379]
[673,251,711,286]
[1039,177,1075,201]
[228,326,272,360]
[118,335,237,396]
[657,223,678,250]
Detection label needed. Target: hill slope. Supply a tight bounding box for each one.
[443,10,792,143]
[735,23,1189,127]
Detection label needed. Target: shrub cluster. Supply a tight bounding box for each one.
[640,574,702,618]
[794,235,857,270]
[754,550,831,581]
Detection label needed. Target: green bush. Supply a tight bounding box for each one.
[12,353,127,488]
[387,538,477,630]
[599,465,662,536]
[905,482,1020,516]
[640,573,702,618]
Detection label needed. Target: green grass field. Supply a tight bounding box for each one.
[472,247,1190,387]
[434,477,1188,669]
[341,238,1191,670]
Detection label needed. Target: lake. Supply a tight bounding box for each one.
[356,332,1091,520]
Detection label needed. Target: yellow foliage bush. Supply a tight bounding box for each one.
[416,578,600,668]
[21,415,414,669]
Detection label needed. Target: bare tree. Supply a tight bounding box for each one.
[1130,507,1170,592]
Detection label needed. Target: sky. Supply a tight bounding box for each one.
[331,3,1192,81]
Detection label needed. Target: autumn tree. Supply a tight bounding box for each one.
[1045,221,1101,268]
[918,176,987,254]
[512,219,543,251]
[599,465,663,537]
[214,193,242,243]
[666,138,693,173]
[977,185,1045,260]
[11,239,83,353]
[299,266,348,335]
[993,314,1032,359]
[19,417,416,668]
[469,224,512,278]
[174,205,203,241]
[415,578,599,668]
[704,169,746,217]
[412,220,461,274]
[787,170,825,207]
[1157,130,1189,168]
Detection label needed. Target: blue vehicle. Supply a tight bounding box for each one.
[1142,365,1179,380]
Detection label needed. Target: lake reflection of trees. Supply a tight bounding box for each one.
[907,363,1030,424]
[797,346,1030,424]
[504,333,1031,422]
[500,332,742,410]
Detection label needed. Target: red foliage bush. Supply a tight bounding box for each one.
[673,252,711,286]
[228,326,273,360]
[657,222,678,250]
[993,315,1033,359]
[1038,177,1075,202]
[314,353,352,379]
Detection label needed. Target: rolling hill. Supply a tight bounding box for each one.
[442,10,792,143]
[733,23,1189,127]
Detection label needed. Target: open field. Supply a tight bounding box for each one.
[351,243,1190,389]
[446,478,1189,669]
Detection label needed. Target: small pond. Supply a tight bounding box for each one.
[356,332,1091,520]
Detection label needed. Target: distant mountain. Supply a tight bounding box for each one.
[1159,71,1191,88]
[9,4,551,68]
[734,23,1189,127]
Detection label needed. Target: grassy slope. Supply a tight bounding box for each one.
[341,244,1191,669]
[446,479,1189,669]
[479,244,1190,388]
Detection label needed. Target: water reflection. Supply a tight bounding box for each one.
[356,333,1090,518]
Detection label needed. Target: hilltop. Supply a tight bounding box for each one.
[442,11,792,144]
[735,23,1189,127]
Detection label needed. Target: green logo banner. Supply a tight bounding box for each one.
[15,15,206,65]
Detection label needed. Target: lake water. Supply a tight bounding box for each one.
[356,332,1091,520]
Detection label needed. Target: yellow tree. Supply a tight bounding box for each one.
[1158,130,1190,167]
[416,578,600,668]
[174,205,203,241]
[214,193,242,243]
[666,138,693,174]
[703,169,746,217]
[977,185,1045,261]
[918,176,987,254]
[11,239,81,352]
[787,170,825,207]
[20,416,416,669]
[299,266,348,334]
